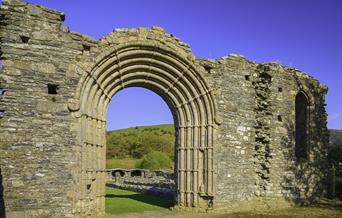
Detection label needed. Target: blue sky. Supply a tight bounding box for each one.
[5,0,342,130]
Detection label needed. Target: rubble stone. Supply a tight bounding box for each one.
[0,0,329,217]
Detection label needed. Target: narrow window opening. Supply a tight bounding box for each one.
[278,87,282,92]
[245,75,250,81]
[263,65,270,71]
[0,110,4,118]
[86,184,91,190]
[60,13,65,22]
[47,84,59,95]
[0,88,4,96]
[295,92,309,159]
[83,45,90,54]
[20,35,30,43]
[277,115,282,122]
[0,168,5,218]
[203,66,211,74]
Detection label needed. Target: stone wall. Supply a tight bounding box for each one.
[106,169,175,200]
[0,0,96,217]
[0,0,329,217]
[206,58,329,205]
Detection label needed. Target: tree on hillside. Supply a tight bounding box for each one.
[136,151,173,170]
[106,124,175,159]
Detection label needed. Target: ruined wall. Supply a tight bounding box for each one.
[195,56,258,203]
[0,0,96,217]
[0,0,329,217]
[207,58,329,206]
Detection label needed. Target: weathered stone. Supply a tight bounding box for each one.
[0,0,329,217]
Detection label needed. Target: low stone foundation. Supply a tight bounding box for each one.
[106,169,176,200]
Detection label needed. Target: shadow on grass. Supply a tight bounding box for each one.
[105,193,174,208]
[308,199,342,211]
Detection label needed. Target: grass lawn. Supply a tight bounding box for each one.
[105,187,174,214]
[106,158,141,169]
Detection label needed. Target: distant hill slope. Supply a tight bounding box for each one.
[329,129,342,149]
[106,124,175,159]
[106,127,342,160]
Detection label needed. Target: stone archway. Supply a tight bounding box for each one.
[68,39,218,215]
[0,2,330,217]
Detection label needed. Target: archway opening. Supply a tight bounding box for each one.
[105,87,176,214]
[72,42,217,216]
[295,92,309,159]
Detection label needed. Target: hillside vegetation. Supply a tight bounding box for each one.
[106,158,140,169]
[328,129,342,199]
[106,124,175,169]
[329,129,342,149]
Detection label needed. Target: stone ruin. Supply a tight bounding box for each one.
[0,0,329,217]
[106,169,174,181]
[106,169,175,200]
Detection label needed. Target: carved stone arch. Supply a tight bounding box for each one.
[69,37,218,215]
[295,83,315,106]
[0,2,331,216]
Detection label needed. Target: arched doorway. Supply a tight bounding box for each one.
[69,41,217,215]
[295,91,309,159]
[105,87,176,213]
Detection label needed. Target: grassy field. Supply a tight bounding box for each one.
[106,158,141,169]
[104,190,342,218]
[105,187,174,214]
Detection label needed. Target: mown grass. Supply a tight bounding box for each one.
[106,158,141,169]
[105,187,174,214]
[104,187,342,217]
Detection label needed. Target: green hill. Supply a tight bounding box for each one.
[106,124,175,160]
[329,129,342,149]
